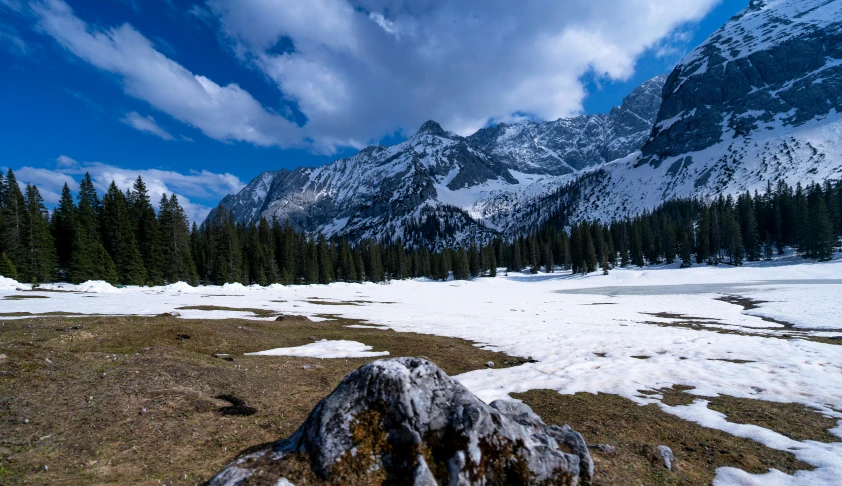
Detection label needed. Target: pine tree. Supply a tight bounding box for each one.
[1,169,26,271]
[808,193,836,261]
[129,176,162,285]
[67,232,118,284]
[51,183,75,271]
[101,181,146,285]
[20,184,55,283]
[0,252,16,280]
[158,194,198,284]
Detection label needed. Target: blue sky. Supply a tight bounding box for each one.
[0,0,747,221]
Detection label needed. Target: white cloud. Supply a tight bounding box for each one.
[12,155,246,223]
[31,0,303,148]
[205,0,721,151]
[25,0,722,155]
[121,111,176,141]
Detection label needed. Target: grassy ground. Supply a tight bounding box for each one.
[0,313,518,485]
[0,312,836,485]
[515,389,819,486]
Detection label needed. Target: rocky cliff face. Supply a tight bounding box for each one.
[553,0,842,225]
[643,0,842,161]
[208,358,593,486]
[468,75,665,175]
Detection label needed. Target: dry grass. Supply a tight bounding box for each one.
[0,314,519,485]
[514,389,815,486]
[659,386,839,443]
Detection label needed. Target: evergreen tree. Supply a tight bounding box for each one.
[158,194,198,284]
[129,176,162,285]
[101,181,146,285]
[808,192,836,261]
[0,252,16,280]
[51,183,75,270]
[1,169,26,270]
[19,184,55,283]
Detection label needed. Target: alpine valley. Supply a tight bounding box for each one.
[213,0,842,248]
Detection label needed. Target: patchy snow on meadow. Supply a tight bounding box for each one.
[245,339,389,358]
[3,252,842,485]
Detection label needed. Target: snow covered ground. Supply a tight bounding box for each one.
[2,252,841,485]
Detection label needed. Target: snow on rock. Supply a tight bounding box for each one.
[208,357,593,486]
[245,339,389,359]
[76,280,120,293]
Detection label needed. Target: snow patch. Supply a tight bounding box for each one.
[76,281,121,293]
[245,339,389,358]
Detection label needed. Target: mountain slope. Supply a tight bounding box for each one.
[212,121,521,246]
[468,75,665,175]
[551,0,842,225]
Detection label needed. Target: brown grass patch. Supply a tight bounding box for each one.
[659,386,838,442]
[514,389,813,486]
[0,314,520,485]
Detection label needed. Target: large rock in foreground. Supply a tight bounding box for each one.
[208,357,592,485]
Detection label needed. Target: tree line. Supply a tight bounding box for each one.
[0,169,839,286]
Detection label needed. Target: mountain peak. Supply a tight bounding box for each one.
[416,120,447,137]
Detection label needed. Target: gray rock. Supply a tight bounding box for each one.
[485,361,495,368]
[208,357,592,485]
[657,445,675,471]
[588,443,616,454]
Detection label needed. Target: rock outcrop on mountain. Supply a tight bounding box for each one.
[208,357,593,486]
[468,75,666,175]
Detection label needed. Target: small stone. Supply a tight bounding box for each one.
[0,354,7,360]
[44,465,48,471]
[308,336,317,342]
[589,443,616,454]
[140,408,147,415]
[275,315,285,321]
[485,361,495,368]
[657,445,675,470]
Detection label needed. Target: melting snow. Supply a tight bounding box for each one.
[245,339,389,358]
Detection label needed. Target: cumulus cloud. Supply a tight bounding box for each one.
[207,0,721,150]
[11,155,245,223]
[24,0,721,154]
[31,0,303,148]
[121,111,175,140]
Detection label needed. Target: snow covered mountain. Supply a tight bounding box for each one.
[553,0,842,224]
[212,121,524,246]
[211,79,665,245]
[214,0,842,245]
[467,75,665,175]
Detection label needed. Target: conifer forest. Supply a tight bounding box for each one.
[0,169,839,286]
